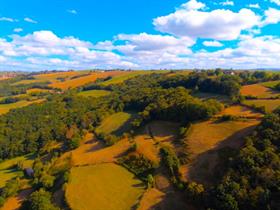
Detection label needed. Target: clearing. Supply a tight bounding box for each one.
[65,163,145,210]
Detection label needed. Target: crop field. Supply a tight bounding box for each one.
[78,90,110,98]
[65,164,145,210]
[240,84,279,98]
[243,99,280,113]
[95,112,136,136]
[49,71,127,89]
[1,188,33,210]
[0,154,34,188]
[180,119,260,185]
[0,99,44,115]
[26,88,51,94]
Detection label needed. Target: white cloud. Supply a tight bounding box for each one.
[203,40,223,47]
[220,1,234,6]
[154,6,260,40]
[270,0,280,6]
[24,17,37,24]
[0,17,16,22]
[67,9,77,15]
[248,3,260,9]
[180,0,205,11]
[262,8,280,25]
[13,28,23,33]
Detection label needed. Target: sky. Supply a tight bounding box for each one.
[0,0,280,71]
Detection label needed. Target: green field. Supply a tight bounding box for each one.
[243,99,280,113]
[65,164,145,210]
[260,80,280,89]
[101,70,168,86]
[0,99,44,115]
[95,112,136,136]
[78,90,111,97]
[0,154,34,188]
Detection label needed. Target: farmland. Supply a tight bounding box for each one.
[78,90,110,97]
[240,83,279,98]
[0,99,44,115]
[65,164,145,210]
[243,99,280,113]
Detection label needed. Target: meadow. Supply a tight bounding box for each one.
[78,90,111,98]
[0,99,44,115]
[65,164,145,210]
[240,84,279,98]
[243,99,280,113]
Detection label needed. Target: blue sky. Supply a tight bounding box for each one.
[0,0,280,71]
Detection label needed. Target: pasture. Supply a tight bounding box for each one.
[95,112,136,136]
[78,90,110,98]
[243,99,280,113]
[0,99,44,115]
[65,164,145,210]
[260,80,280,88]
[180,119,260,185]
[240,84,279,98]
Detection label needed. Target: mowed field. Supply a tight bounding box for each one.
[260,80,280,88]
[0,154,34,188]
[180,119,260,185]
[78,90,110,98]
[217,105,263,118]
[65,164,145,210]
[0,99,44,115]
[95,112,136,136]
[49,71,128,89]
[240,84,279,98]
[243,99,280,112]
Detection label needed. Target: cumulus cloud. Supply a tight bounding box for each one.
[203,40,223,47]
[180,0,205,11]
[248,3,260,9]
[220,1,234,6]
[154,6,260,40]
[13,28,23,33]
[24,17,37,24]
[262,8,280,25]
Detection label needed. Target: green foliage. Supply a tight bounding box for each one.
[160,146,180,177]
[28,189,60,210]
[118,154,157,178]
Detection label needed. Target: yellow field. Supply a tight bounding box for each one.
[240,84,279,98]
[65,164,145,210]
[180,119,260,185]
[49,71,127,90]
[1,188,33,210]
[78,90,110,98]
[0,155,34,188]
[243,99,280,113]
[0,99,44,115]
[26,88,51,94]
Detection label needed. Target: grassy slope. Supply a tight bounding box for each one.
[65,164,145,210]
[240,84,280,98]
[95,112,136,136]
[78,90,110,98]
[0,99,44,115]
[0,155,34,188]
[260,80,280,88]
[243,99,280,112]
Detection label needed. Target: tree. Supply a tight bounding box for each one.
[28,189,59,210]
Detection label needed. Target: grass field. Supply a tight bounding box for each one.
[65,164,145,210]
[0,154,34,188]
[217,105,263,118]
[260,80,280,88]
[240,84,279,98]
[49,71,127,90]
[180,119,260,185]
[100,70,168,86]
[0,99,44,115]
[95,112,136,136]
[192,92,230,103]
[243,99,280,112]
[78,90,110,98]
